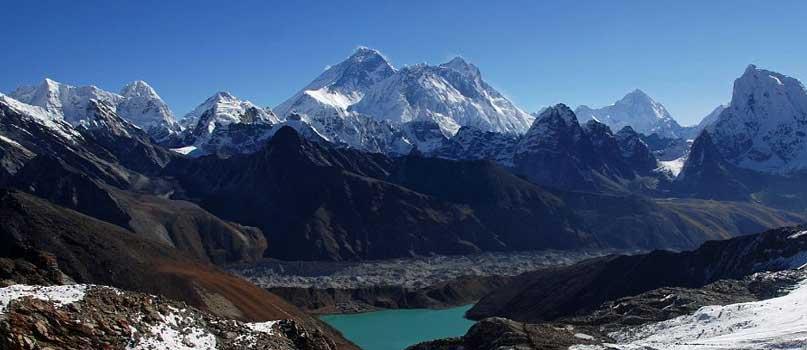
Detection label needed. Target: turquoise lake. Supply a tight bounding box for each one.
[320,304,475,350]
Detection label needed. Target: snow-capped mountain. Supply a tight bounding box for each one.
[172,91,286,156]
[575,89,685,138]
[116,80,182,141]
[9,79,181,142]
[273,48,422,153]
[181,91,279,141]
[274,47,396,120]
[351,57,534,136]
[10,79,122,125]
[274,48,533,155]
[707,65,807,174]
[0,92,82,143]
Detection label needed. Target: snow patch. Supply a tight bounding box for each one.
[574,333,595,340]
[245,320,279,335]
[788,230,807,240]
[608,279,807,349]
[658,156,686,177]
[0,284,89,313]
[127,307,217,350]
[170,145,198,155]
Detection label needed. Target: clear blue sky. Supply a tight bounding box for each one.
[3,0,806,125]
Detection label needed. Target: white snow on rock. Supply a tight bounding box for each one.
[0,92,83,142]
[170,145,198,155]
[658,156,686,177]
[574,333,595,341]
[274,47,396,120]
[788,230,807,240]
[126,306,217,350]
[352,58,534,136]
[0,284,89,313]
[708,65,807,174]
[181,91,278,140]
[245,320,279,335]
[604,279,807,350]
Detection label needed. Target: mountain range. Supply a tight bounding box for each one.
[3,46,807,349]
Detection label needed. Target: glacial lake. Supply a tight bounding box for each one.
[320,304,475,350]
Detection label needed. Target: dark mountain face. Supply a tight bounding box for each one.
[675,131,753,200]
[614,126,658,175]
[513,105,666,193]
[514,104,610,192]
[468,224,807,323]
[641,133,691,161]
[0,190,356,349]
[387,155,594,250]
[165,126,503,261]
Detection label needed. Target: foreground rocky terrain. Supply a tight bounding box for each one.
[0,189,356,349]
[0,284,335,350]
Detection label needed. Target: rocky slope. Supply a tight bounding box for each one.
[0,284,337,350]
[0,190,355,349]
[413,226,807,350]
[467,225,807,322]
[410,269,806,350]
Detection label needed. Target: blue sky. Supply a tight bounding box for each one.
[2,0,806,125]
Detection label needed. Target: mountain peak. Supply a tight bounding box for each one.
[42,78,60,88]
[210,91,236,102]
[349,46,387,62]
[709,65,807,173]
[538,103,578,125]
[120,80,158,98]
[619,88,654,104]
[440,56,481,79]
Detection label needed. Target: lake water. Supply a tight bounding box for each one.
[320,304,475,350]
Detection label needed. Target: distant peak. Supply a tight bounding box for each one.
[538,103,577,124]
[745,64,759,74]
[211,91,236,100]
[441,56,481,78]
[625,88,651,99]
[120,80,158,98]
[349,46,387,62]
[616,88,657,107]
[446,56,469,66]
[41,78,62,89]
